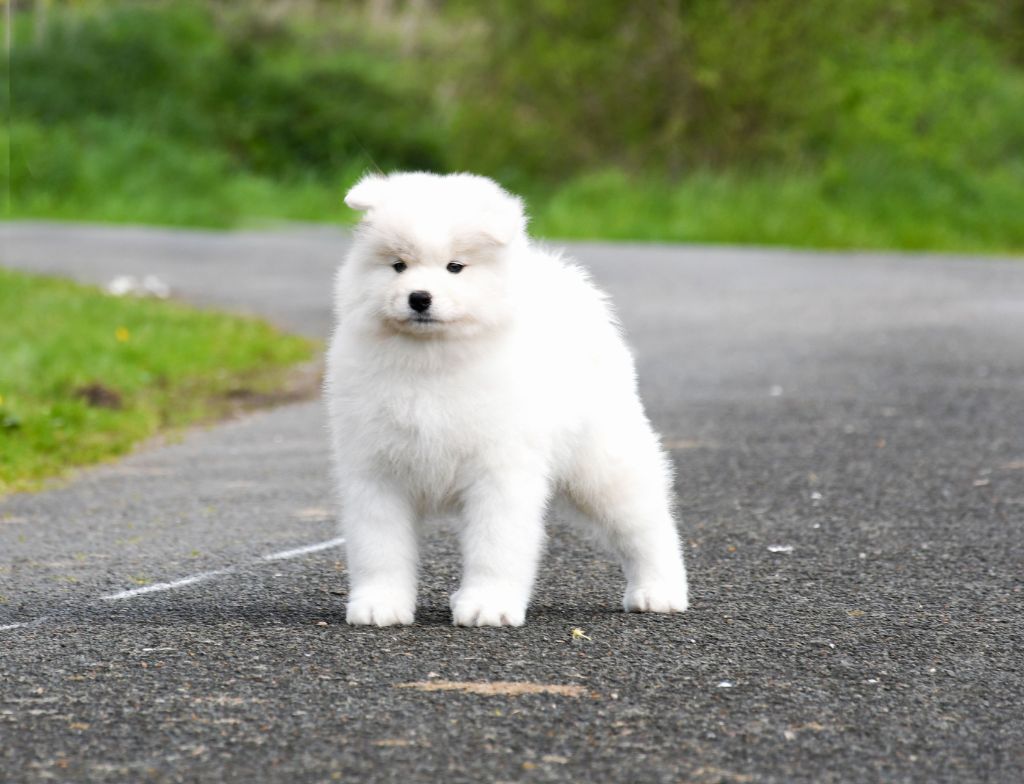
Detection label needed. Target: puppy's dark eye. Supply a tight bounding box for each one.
[446,261,465,274]
[392,261,407,273]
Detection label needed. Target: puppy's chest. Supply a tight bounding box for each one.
[367,378,511,467]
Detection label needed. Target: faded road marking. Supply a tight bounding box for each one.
[0,616,51,632]
[102,568,234,600]
[262,536,345,562]
[0,537,346,631]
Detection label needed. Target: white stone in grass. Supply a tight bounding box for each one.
[105,274,171,299]
[106,275,138,296]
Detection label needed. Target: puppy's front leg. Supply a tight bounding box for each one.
[452,473,549,627]
[341,474,418,626]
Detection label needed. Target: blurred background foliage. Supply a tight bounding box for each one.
[4,0,1024,251]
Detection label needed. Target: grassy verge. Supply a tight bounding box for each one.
[0,268,315,495]
[9,124,1023,253]
[7,115,1022,254]
[4,119,357,229]
[528,167,1024,254]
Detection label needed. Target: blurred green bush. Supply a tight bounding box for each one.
[448,1,1024,179]
[11,2,443,175]
[5,0,1023,250]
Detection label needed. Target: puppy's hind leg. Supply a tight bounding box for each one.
[341,473,419,626]
[567,424,688,613]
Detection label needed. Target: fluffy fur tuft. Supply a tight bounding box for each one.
[325,171,688,627]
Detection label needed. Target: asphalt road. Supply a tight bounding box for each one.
[1,223,1022,783]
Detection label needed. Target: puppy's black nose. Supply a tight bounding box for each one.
[408,290,432,313]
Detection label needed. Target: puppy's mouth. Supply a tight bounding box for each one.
[387,313,456,334]
[402,314,444,327]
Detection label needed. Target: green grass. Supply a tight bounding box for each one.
[529,167,1024,253]
[0,268,315,495]
[4,119,356,229]
[10,118,1022,251]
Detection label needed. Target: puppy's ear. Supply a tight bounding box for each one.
[479,195,527,246]
[345,174,387,212]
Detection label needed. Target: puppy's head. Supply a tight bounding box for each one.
[339,172,527,339]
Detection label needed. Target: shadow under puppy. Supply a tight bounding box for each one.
[325,172,688,626]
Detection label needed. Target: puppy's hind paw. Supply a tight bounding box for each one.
[346,595,415,627]
[623,584,689,614]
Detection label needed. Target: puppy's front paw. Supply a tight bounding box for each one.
[623,584,689,614]
[346,592,415,627]
[450,588,527,627]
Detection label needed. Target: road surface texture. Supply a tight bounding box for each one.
[1,223,1022,783]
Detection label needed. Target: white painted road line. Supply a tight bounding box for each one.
[0,617,50,632]
[0,536,347,630]
[261,536,346,562]
[101,568,235,601]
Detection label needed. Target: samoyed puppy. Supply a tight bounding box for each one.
[325,172,688,627]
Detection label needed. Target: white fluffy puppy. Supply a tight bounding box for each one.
[325,172,688,627]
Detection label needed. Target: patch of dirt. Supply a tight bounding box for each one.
[690,767,754,783]
[397,680,589,697]
[219,360,323,415]
[72,383,123,410]
[662,438,708,450]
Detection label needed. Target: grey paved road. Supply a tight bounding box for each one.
[1,223,1022,783]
